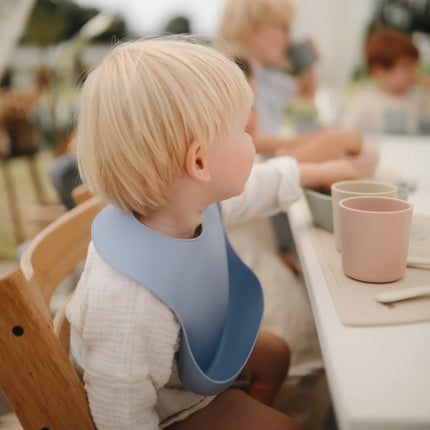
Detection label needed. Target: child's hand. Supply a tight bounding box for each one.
[342,129,363,155]
[299,159,359,190]
[324,128,363,156]
[316,159,359,189]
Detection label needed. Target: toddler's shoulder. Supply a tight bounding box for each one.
[72,242,180,339]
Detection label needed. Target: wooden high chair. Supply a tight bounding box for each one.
[72,183,93,206]
[0,196,105,429]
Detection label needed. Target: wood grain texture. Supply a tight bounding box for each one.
[0,196,105,429]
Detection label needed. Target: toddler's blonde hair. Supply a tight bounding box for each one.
[76,38,253,215]
[218,0,294,54]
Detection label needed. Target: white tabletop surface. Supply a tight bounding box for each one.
[288,134,430,430]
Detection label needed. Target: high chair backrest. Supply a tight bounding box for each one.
[72,184,93,206]
[0,196,105,429]
[20,195,105,308]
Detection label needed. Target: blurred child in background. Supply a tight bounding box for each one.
[225,55,359,430]
[217,0,363,159]
[343,28,430,135]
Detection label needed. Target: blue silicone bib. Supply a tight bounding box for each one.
[92,203,263,395]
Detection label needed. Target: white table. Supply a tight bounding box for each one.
[288,134,430,430]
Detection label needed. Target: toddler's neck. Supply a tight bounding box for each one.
[136,204,206,239]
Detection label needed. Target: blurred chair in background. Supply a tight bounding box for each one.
[48,153,81,209]
[0,69,48,247]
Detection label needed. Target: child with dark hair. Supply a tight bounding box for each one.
[343,28,430,134]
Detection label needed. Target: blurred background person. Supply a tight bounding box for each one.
[217,0,363,162]
[342,28,430,135]
[223,54,360,430]
[216,0,370,281]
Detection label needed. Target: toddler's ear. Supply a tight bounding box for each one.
[185,140,211,183]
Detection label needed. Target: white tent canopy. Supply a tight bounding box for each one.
[0,0,35,79]
[290,0,376,124]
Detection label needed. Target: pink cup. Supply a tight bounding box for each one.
[339,196,413,283]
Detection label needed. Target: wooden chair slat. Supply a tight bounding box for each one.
[72,184,93,206]
[20,197,105,305]
[0,270,96,429]
[0,195,105,429]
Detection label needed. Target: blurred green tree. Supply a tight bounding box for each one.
[20,0,127,46]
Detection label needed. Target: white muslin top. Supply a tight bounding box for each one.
[342,86,430,135]
[66,156,301,429]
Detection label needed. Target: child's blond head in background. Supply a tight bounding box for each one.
[218,0,294,54]
[76,38,253,216]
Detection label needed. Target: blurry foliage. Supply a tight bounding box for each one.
[370,0,430,35]
[15,0,128,151]
[351,64,369,81]
[20,0,128,46]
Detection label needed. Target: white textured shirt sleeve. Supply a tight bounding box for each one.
[67,245,181,430]
[220,156,302,225]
